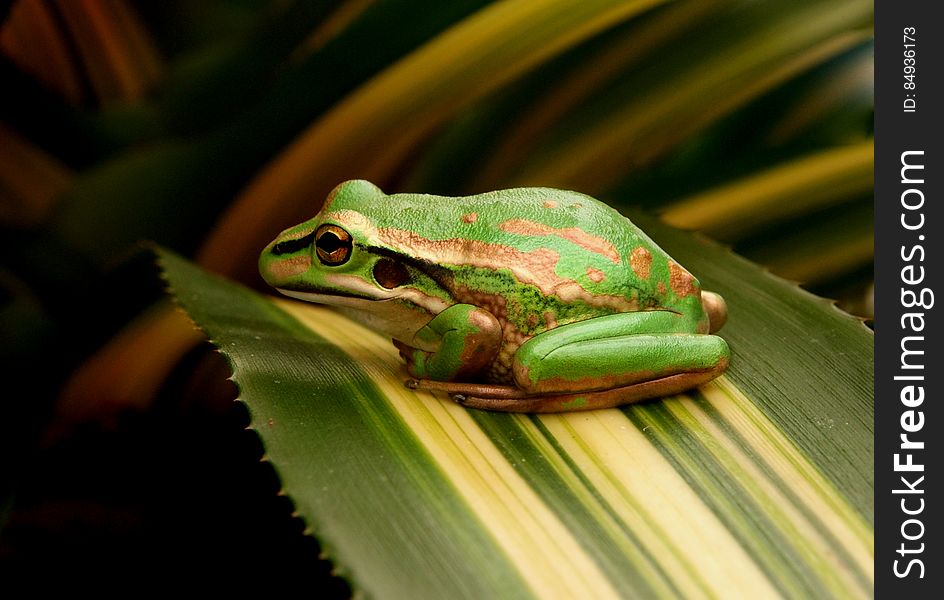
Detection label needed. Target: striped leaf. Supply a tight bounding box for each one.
[157,212,872,598]
[504,0,871,193]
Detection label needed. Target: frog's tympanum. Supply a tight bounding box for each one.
[259,180,729,412]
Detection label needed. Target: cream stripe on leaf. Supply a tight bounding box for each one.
[556,410,783,599]
[661,396,868,597]
[681,390,873,594]
[701,380,874,565]
[282,299,623,600]
[474,412,683,599]
[164,255,532,599]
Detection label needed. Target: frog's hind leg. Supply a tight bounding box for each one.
[505,311,728,411]
[410,311,730,413]
[406,353,726,413]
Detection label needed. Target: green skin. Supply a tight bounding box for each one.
[258,180,730,412]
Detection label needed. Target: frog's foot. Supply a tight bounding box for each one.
[406,358,726,413]
[702,291,728,333]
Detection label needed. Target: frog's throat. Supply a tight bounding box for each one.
[276,288,442,351]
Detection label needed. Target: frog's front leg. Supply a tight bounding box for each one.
[449,311,728,412]
[394,303,502,382]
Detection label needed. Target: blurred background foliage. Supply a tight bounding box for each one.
[0,0,870,586]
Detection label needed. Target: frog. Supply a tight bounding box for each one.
[258,180,730,412]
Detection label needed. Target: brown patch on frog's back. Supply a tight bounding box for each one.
[498,218,621,264]
[657,281,666,295]
[268,255,311,279]
[543,200,558,209]
[377,227,637,313]
[629,247,652,280]
[668,261,700,297]
[462,212,478,223]
[586,266,605,283]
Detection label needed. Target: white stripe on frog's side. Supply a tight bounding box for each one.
[277,279,450,351]
[278,275,449,314]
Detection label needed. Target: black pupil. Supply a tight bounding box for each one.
[317,231,344,253]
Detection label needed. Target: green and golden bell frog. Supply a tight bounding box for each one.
[259,180,729,412]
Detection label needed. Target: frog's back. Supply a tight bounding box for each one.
[319,181,713,385]
[392,188,697,311]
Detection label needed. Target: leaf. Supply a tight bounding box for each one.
[739,198,873,286]
[17,0,494,267]
[2,0,164,104]
[0,121,72,226]
[660,140,873,239]
[403,0,727,194]
[196,0,670,282]
[1,0,85,104]
[54,300,204,431]
[157,210,872,598]
[506,0,871,193]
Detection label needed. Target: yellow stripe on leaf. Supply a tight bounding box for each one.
[662,140,873,238]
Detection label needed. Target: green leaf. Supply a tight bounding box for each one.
[156,212,872,598]
[505,0,871,193]
[197,0,670,281]
[739,198,873,286]
[661,140,873,239]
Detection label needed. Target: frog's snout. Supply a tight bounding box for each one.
[258,236,313,288]
[701,291,727,333]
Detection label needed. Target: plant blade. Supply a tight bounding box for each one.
[158,210,872,598]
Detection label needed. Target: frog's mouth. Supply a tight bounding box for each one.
[277,288,382,306]
[276,272,450,315]
[277,287,448,315]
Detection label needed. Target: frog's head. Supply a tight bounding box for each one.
[258,180,449,342]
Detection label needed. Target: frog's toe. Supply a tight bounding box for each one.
[701,291,727,333]
[404,378,528,398]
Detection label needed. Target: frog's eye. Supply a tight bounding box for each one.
[315,224,353,266]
